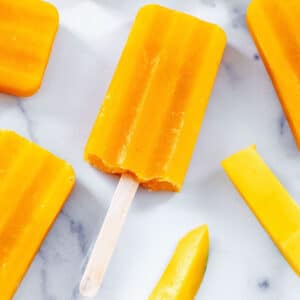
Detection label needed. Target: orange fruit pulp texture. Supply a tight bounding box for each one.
[85,4,226,191]
[0,131,75,300]
[247,0,300,149]
[222,146,300,276]
[0,0,59,97]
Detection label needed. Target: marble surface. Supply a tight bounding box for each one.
[1,0,300,299]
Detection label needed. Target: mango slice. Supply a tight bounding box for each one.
[149,225,209,300]
[222,145,300,275]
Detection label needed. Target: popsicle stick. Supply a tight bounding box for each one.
[80,174,139,298]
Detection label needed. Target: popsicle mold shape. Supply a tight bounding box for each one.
[85,4,226,192]
[222,145,300,275]
[149,225,209,300]
[247,0,300,149]
[81,6,226,296]
[0,0,59,96]
[0,130,75,299]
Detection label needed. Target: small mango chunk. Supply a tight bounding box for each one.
[222,145,300,275]
[149,225,209,300]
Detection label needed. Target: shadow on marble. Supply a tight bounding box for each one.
[0,93,16,103]
[0,95,18,118]
[133,188,176,213]
[14,180,106,300]
[0,93,18,121]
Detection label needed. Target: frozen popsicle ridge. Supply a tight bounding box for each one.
[0,130,75,300]
[0,0,59,96]
[247,0,300,148]
[85,5,226,191]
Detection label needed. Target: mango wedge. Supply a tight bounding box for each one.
[149,225,209,300]
[0,130,75,299]
[247,0,300,148]
[0,0,59,96]
[222,145,300,275]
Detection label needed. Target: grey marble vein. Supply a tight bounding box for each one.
[280,114,287,136]
[39,249,56,300]
[61,210,87,256]
[231,5,246,29]
[16,100,37,142]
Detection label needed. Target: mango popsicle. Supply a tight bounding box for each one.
[81,4,226,297]
[0,130,75,300]
[222,145,300,275]
[149,225,209,300]
[247,0,300,148]
[0,0,59,97]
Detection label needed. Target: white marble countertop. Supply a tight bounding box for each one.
[1,0,300,299]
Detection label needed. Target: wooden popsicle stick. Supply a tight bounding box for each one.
[80,174,139,298]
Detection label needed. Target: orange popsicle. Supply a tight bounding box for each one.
[81,5,226,297]
[0,130,75,300]
[0,0,59,97]
[85,4,226,192]
[247,0,300,148]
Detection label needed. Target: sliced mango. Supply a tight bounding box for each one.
[149,225,209,300]
[222,145,300,275]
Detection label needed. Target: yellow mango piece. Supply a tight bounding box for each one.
[85,4,226,191]
[0,130,75,299]
[0,0,59,96]
[247,0,300,149]
[149,225,209,300]
[222,145,300,275]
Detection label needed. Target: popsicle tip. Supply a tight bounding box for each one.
[15,75,43,97]
[44,0,60,22]
[212,22,227,41]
